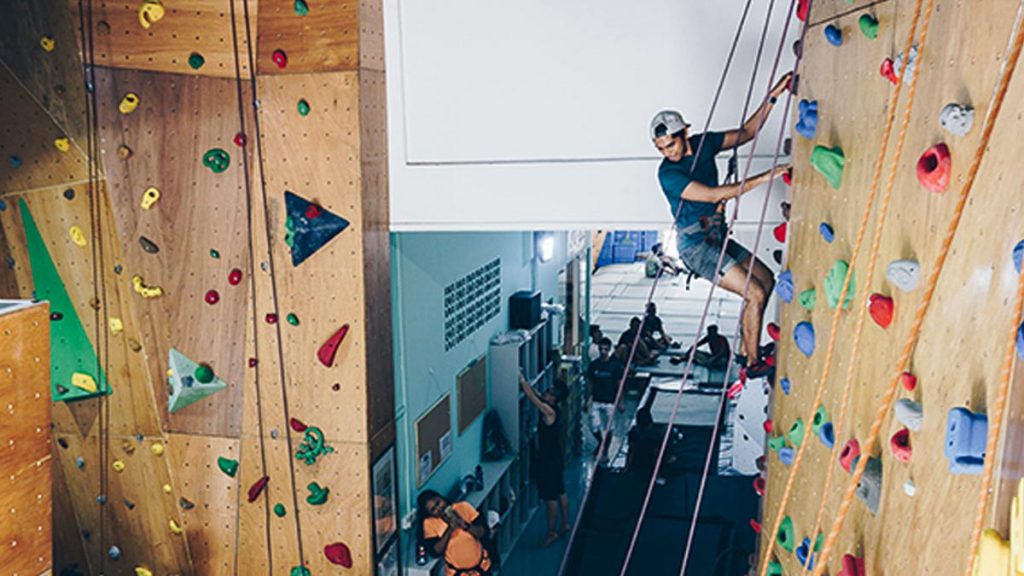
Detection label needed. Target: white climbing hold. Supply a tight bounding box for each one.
[904,479,917,497]
[893,45,918,83]
[895,398,923,432]
[886,259,920,292]
[940,103,974,137]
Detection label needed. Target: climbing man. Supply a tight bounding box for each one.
[650,72,792,378]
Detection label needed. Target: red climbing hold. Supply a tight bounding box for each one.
[248,357,258,368]
[318,324,350,367]
[796,0,810,22]
[289,417,308,432]
[304,204,322,219]
[265,313,278,324]
[205,289,220,305]
[890,427,912,463]
[749,519,762,534]
[773,223,787,243]
[838,554,866,576]
[900,371,917,392]
[753,476,766,496]
[272,49,288,69]
[782,169,793,186]
[764,354,776,368]
[228,268,243,286]
[763,419,774,433]
[916,143,951,193]
[233,132,247,147]
[840,439,861,473]
[324,542,353,568]
[868,293,894,328]
[247,476,269,503]
[767,322,781,342]
[880,57,899,84]
[727,381,744,400]
[331,383,341,391]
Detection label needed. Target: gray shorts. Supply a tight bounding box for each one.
[678,238,752,279]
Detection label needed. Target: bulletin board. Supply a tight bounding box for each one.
[415,393,451,486]
[457,354,487,434]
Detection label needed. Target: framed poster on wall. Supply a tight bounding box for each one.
[415,393,451,486]
[372,445,399,557]
[376,536,399,576]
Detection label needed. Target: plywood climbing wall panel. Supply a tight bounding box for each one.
[73,0,257,79]
[0,302,52,576]
[0,0,89,147]
[760,0,1024,574]
[93,68,254,437]
[807,0,886,27]
[257,0,360,74]
[0,66,90,194]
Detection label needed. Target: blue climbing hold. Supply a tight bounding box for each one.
[0,199,6,212]
[796,537,816,570]
[819,222,834,243]
[825,24,843,46]
[794,322,815,356]
[796,100,819,139]
[284,191,350,267]
[819,422,835,448]
[108,545,121,560]
[945,407,988,474]
[96,494,107,505]
[1013,239,1023,274]
[779,447,795,465]
[8,155,22,168]
[776,270,794,303]
[75,456,85,469]
[780,377,791,395]
[1017,323,1024,360]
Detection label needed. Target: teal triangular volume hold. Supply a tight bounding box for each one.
[19,198,110,402]
[811,145,846,190]
[168,348,227,413]
[284,191,349,266]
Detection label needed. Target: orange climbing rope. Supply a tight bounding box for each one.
[755,0,928,572]
[800,0,937,570]
[810,7,1024,575]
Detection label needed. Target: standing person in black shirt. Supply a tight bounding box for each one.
[519,372,570,547]
[587,337,625,461]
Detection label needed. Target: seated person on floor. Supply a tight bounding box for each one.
[617,317,659,365]
[641,302,675,349]
[418,490,494,576]
[684,324,731,369]
[644,242,684,279]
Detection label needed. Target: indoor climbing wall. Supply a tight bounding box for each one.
[759,0,1024,575]
[0,0,394,574]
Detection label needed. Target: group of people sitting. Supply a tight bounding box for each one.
[589,302,678,368]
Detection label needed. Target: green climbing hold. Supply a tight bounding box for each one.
[217,457,239,478]
[811,145,845,189]
[824,260,856,309]
[273,503,286,517]
[306,482,329,505]
[788,418,806,447]
[297,99,311,116]
[210,249,220,259]
[294,0,309,15]
[188,52,205,70]
[767,435,788,453]
[768,560,783,576]
[859,14,879,39]
[814,532,823,552]
[194,363,215,384]
[290,567,311,576]
[812,406,830,434]
[777,516,796,553]
[202,148,231,173]
[798,288,816,310]
[286,313,300,326]
[295,426,334,465]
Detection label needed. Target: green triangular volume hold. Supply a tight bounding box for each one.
[167,348,227,413]
[19,198,110,402]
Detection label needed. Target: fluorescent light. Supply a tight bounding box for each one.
[537,232,555,263]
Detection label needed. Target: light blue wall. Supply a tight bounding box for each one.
[390,231,569,526]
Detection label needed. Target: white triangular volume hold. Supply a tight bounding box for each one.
[167,347,227,413]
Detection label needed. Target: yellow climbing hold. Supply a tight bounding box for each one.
[69,226,86,247]
[119,92,140,114]
[169,519,183,534]
[54,137,70,152]
[109,317,123,335]
[134,568,153,576]
[40,36,56,52]
[141,186,160,210]
[150,442,164,456]
[974,528,1010,575]
[132,275,163,298]
[112,460,125,472]
[138,0,165,29]
[1012,478,1024,572]
[71,372,98,393]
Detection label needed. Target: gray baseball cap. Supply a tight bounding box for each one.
[650,110,690,139]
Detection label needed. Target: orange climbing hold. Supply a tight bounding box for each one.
[916,143,951,193]
[318,324,350,367]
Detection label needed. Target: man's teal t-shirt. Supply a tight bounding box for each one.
[657,131,726,249]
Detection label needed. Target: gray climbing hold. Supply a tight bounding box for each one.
[96,494,107,505]
[271,428,280,439]
[886,259,920,292]
[855,457,882,514]
[123,498,135,510]
[75,457,85,469]
[895,398,923,431]
[139,236,160,254]
[893,45,918,83]
[940,103,974,137]
[180,497,195,510]
[108,545,121,560]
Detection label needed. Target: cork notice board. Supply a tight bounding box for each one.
[457,354,487,434]
[416,394,451,486]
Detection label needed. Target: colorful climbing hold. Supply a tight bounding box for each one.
[138,0,165,29]
[795,99,818,139]
[811,145,845,189]
[132,274,164,298]
[108,545,121,559]
[286,313,300,326]
[767,435,787,453]
[886,259,919,292]
[900,371,917,392]
[112,460,125,472]
[69,226,87,247]
[895,398,923,431]
[202,148,231,173]
[824,260,855,309]
[940,103,974,136]
[295,426,334,465]
[168,349,227,412]
[290,417,308,432]
[118,144,133,159]
[796,537,816,570]
[63,188,75,200]
[141,186,160,210]
[194,363,215,384]
[916,143,951,193]
[880,57,899,84]
[294,0,309,15]
[780,377,791,395]
[297,99,311,116]
[767,322,780,342]
[819,222,835,243]
[248,476,270,503]
[54,137,70,152]
[945,407,988,474]
[187,52,206,70]
[119,92,140,114]
[838,554,866,576]
[855,457,882,514]
[210,249,220,259]
[40,35,56,52]
[265,313,278,324]
[318,324,350,367]
[753,475,766,496]
[798,288,816,311]
[890,427,912,463]
[233,132,247,147]
[840,439,861,473]
[1018,323,1024,360]
[72,372,98,393]
[782,169,792,186]
[8,155,21,168]
[779,446,795,465]
[768,559,784,576]
[109,317,123,335]
[151,442,164,456]
[306,482,329,505]
[285,191,351,266]
[273,503,286,517]
[217,457,239,477]
[775,270,794,303]
[824,24,842,46]
[794,321,815,356]
[205,290,220,305]
[902,479,916,497]
[135,567,153,576]
[788,419,806,447]
[772,222,787,243]
[867,293,894,328]
[139,235,159,254]
[325,542,353,567]
[859,14,879,39]
[893,45,918,83]
[777,516,796,553]
[169,519,184,534]
[819,422,835,448]
[272,49,288,69]
[290,567,311,576]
